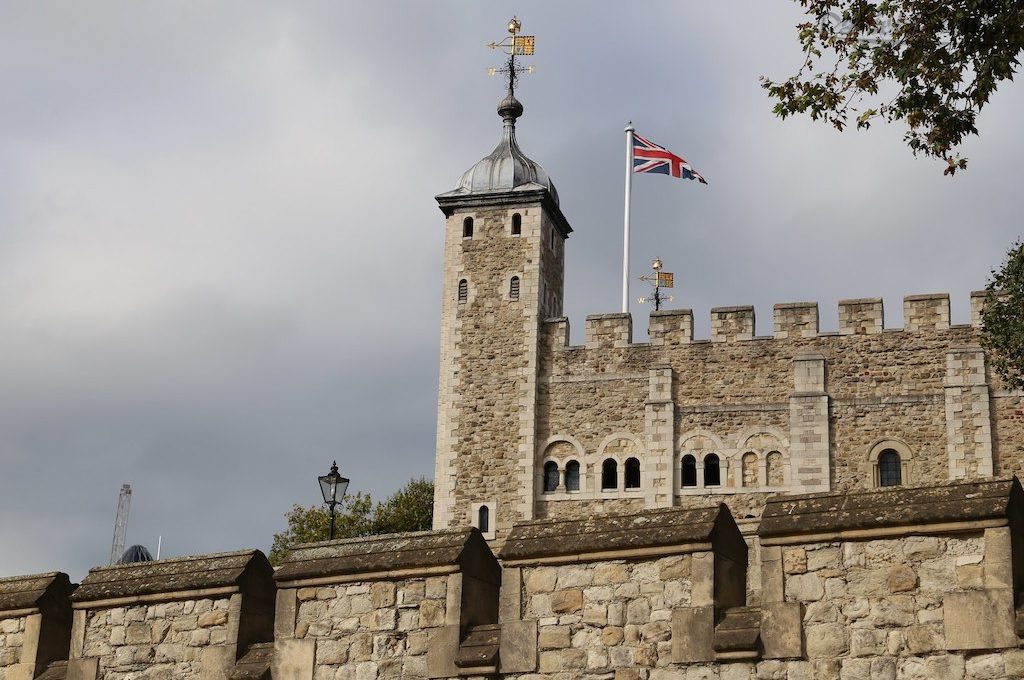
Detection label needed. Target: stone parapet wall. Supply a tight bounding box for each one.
[67,549,274,680]
[78,598,230,678]
[283,576,446,680]
[6,481,1024,679]
[0,616,27,677]
[0,572,74,680]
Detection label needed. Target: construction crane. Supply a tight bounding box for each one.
[109,484,132,565]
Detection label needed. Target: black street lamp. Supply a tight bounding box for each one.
[318,461,350,540]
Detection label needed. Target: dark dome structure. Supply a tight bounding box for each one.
[117,544,154,564]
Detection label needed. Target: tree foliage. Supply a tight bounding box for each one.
[268,477,434,566]
[763,1,1024,174]
[981,241,1024,390]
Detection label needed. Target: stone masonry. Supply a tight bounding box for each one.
[4,480,1024,678]
[429,91,1024,546]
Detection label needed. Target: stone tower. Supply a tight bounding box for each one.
[433,92,572,540]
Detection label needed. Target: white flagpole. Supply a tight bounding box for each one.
[622,122,635,314]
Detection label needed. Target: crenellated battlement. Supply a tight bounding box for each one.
[544,292,988,349]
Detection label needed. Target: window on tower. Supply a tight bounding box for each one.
[458,279,468,303]
[878,450,902,487]
[543,461,559,493]
[463,216,474,238]
[625,457,641,489]
[477,505,489,534]
[681,455,697,487]
[565,460,580,491]
[704,454,722,487]
[511,213,522,236]
[510,276,520,301]
[601,459,618,491]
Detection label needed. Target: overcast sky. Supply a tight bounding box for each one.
[1,2,1021,580]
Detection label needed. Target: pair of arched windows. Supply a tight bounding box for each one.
[462,214,522,238]
[543,460,580,492]
[681,453,721,488]
[601,458,641,491]
[456,276,520,303]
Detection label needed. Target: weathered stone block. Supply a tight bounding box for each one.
[671,606,713,663]
[499,619,537,673]
[549,589,582,614]
[67,657,99,680]
[425,625,459,679]
[944,590,1018,650]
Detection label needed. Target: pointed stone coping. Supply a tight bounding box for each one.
[0,572,74,616]
[758,477,1024,545]
[273,528,500,587]
[70,549,272,608]
[499,504,746,565]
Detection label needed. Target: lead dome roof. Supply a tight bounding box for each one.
[448,94,559,205]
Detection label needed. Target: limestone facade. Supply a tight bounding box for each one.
[430,161,1024,543]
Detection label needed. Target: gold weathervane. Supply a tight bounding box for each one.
[487,17,536,97]
[638,258,675,311]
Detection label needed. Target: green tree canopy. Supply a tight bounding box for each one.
[763,1,1024,174]
[269,477,434,566]
[982,241,1024,390]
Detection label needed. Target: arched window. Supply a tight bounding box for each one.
[457,279,468,303]
[601,459,618,491]
[625,457,641,489]
[543,461,559,493]
[704,453,721,487]
[510,276,520,301]
[766,451,784,486]
[477,505,489,534]
[511,213,522,236]
[681,455,697,488]
[462,216,474,238]
[741,453,758,488]
[550,228,556,250]
[878,450,902,487]
[565,460,580,491]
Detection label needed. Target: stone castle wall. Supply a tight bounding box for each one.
[533,294,1024,531]
[284,576,449,679]
[4,481,1024,679]
[78,598,231,679]
[0,617,26,677]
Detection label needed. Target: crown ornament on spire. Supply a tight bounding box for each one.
[487,16,535,111]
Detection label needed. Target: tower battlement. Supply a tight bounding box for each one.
[545,292,989,352]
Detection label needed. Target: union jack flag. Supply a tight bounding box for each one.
[632,133,707,184]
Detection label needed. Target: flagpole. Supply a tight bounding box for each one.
[622,122,635,314]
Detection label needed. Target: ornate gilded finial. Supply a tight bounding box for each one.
[487,16,535,100]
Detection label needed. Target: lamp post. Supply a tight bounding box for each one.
[318,461,350,540]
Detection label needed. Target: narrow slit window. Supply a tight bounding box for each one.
[704,453,721,487]
[681,455,697,487]
[510,276,520,301]
[478,505,489,534]
[601,459,618,491]
[543,461,559,493]
[625,457,641,489]
[463,216,474,238]
[511,213,522,236]
[458,279,468,303]
[565,460,580,491]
